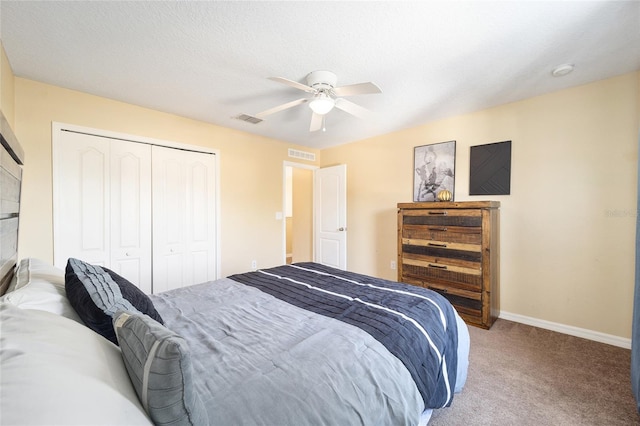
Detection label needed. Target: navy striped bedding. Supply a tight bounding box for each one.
[228,262,459,409]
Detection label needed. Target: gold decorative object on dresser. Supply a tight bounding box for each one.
[397,201,500,329]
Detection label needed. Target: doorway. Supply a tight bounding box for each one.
[283,163,315,264]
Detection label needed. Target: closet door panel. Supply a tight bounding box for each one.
[152,146,216,292]
[80,150,107,252]
[54,131,110,268]
[54,132,153,293]
[110,140,152,293]
[189,159,216,283]
[192,250,210,285]
[152,149,185,293]
[163,160,184,247]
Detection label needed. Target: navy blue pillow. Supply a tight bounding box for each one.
[102,267,164,325]
[65,258,163,345]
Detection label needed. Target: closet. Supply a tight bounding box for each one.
[53,127,217,294]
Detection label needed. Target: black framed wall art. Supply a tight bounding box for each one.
[413,140,456,202]
[469,140,512,195]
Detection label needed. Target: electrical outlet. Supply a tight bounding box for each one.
[390,260,396,270]
[251,260,257,270]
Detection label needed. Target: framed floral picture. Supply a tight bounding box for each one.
[413,140,456,202]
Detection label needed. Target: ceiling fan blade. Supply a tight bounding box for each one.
[268,77,316,93]
[310,112,323,132]
[256,98,308,118]
[334,98,372,119]
[332,82,382,97]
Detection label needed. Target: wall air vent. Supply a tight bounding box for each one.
[235,114,263,124]
[288,148,316,162]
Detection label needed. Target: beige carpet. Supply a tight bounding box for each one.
[429,319,639,425]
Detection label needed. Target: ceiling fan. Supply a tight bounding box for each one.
[255,70,382,132]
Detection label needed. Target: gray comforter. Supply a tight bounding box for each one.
[150,265,462,426]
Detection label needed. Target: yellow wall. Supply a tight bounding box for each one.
[12,77,319,277]
[322,72,640,339]
[285,217,293,256]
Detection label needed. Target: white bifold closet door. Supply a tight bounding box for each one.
[54,131,153,292]
[54,130,216,294]
[151,145,216,293]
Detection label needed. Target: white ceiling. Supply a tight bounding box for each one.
[1,1,639,149]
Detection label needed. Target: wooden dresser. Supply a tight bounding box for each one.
[397,201,500,329]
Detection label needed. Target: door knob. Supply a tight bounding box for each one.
[338,227,345,231]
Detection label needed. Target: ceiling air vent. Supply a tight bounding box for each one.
[288,148,316,162]
[235,114,263,124]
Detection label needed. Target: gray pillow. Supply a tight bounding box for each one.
[113,311,208,426]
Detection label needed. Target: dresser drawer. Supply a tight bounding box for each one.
[402,223,482,245]
[430,289,483,321]
[401,260,482,292]
[401,242,482,263]
[402,209,482,227]
[403,276,483,319]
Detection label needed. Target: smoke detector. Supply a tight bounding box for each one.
[551,64,575,77]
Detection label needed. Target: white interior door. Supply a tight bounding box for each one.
[54,131,110,268]
[53,131,153,293]
[152,146,217,292]
[109,140,152,293]
[314,164,347,270]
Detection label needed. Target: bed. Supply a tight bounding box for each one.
[0,114,469,426]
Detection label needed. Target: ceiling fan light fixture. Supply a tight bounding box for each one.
[261,71,381,132]
[309,94,335,115]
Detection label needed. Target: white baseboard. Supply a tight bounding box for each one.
[499,311,631,349]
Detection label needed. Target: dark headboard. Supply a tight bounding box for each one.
[0,110,24,295]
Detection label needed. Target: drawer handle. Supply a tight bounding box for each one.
[429,286,447,293]
[428,211,447,215]
[428,227,448,232]
[428,263,448,270]
[428,242,447,248]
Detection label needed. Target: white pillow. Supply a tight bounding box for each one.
[0,303,152,425]
[0,258,81,322]
[9,257,65,292]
